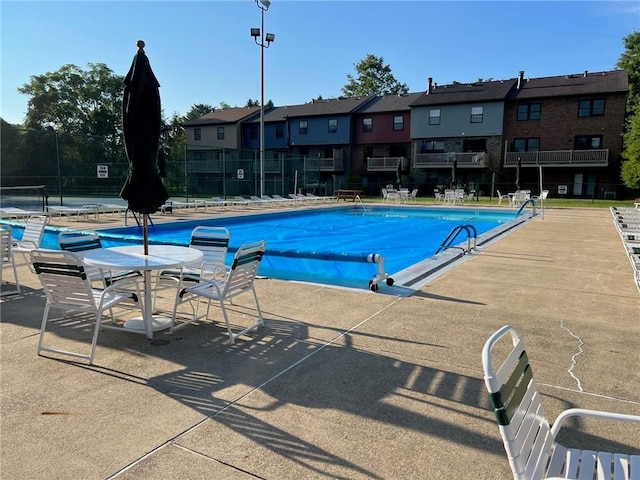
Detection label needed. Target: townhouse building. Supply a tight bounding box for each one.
[410,77,517,191]
[503,70,628,198]
[183,69,629,199]
[352,93,421,190]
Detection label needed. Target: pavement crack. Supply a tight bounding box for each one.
[560,320,584,392]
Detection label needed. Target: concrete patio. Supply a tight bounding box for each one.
[1,206,639,479]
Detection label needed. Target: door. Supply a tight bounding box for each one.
[573,173,583,196]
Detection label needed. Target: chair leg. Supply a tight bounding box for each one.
[221,286,265,344]
[36,303,51,356]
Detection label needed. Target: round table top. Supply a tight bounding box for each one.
[83,245,203,270]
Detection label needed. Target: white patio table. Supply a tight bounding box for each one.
[83,245,203,339]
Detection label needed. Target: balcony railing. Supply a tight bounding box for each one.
[304,157,344,172]
[413,152,486,168]
[504,149,609,167]
[367,156,406,172]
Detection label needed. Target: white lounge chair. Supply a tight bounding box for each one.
[483,325,640,480]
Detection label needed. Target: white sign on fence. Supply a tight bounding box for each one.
[237,169,244,179]
[97,165,109,178]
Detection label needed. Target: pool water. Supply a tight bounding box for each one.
[12,205,525,291]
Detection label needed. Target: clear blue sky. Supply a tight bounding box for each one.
[1,1,638,125]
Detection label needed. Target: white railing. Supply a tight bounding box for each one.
[505,149,608,166]
[413,151,486,168]
[367,156,406,171]
[304,157,344,172]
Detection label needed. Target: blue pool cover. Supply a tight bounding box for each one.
[18,205,523,290]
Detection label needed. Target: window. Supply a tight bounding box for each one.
[429,109,441,125]
[194,128,201,141]
[194,151,207,161]
[249,125,258,140]
[275,124,284,139]
[362,117,372,132]
[470,106,483,123]
[328,119,338,133]
[217,127,224,140]
[575,135,602,149]
[578,99,605,117]
[517,103,541,121]
[421,140,445,153]
[299,120,308,135]
[513,138,540,152]
[393,115,404,131]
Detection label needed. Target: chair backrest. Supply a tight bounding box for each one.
[540,190,549,200]
[59,232,102,252]
[411,188,418,198]
[31,249,95,308]
[20,216,47,247]
[1,226,14,262]
[223,240,266,299]
[482,326,554,480]
[496,190,504,198]
[189,226,230,273]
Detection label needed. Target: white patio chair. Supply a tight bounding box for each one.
[1,226,20,296]
[174,240,266,343]
[58,231,141,287]
[31,249,143,365]
[433,189,443,203]
[160,227,230,328]
[483,325,640,480]
[496,190,512,206]
[12,215,47,267]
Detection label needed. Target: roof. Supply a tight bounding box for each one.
[184,106,262,126]
[507,70,629,100]
[410,79,518,107]
[354,93,423,114]
[258,96,377,123]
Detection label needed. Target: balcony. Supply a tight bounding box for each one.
[367,156,407,172]
[413,152,486,169]
[504,149,608,167]
[304,157,344,172]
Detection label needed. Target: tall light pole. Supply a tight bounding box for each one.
[251,0,275,198]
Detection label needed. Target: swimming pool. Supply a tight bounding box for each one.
[10,205,531,292]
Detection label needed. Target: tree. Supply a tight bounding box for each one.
[18,63,123,138]
[617,31,640,189]
[17,63,125,178]
[245,99,259,107]
[341,54,408,97]
[621,110,640,188]
[183,104,214,121]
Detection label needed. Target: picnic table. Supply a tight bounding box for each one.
[336,189,362,201]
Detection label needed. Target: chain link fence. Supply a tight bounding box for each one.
[2,127,636,204]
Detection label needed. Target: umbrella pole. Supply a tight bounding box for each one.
[143,214,149,255]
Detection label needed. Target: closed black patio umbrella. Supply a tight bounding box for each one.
[120,40,168,253]
[396,159,402,186]
[515,156,522,190]
[451,159,457,188]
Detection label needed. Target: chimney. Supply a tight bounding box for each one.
[517,70,525,89]
[427,77,433,94]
